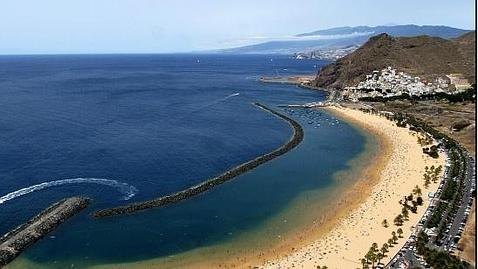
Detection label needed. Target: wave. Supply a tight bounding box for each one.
[0,178,138,205]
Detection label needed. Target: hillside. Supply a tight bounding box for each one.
[297,25,470,39]
[314,32,476,89]
[217,25,470,55]
[218,35,370,54]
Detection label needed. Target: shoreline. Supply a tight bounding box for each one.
[262,106,446,268]
[93,103,304,218]
[64,105,390,269]
[259,75,324,92]
[259,75,316,85]
[74,107,390,269]
[8,105,446,269]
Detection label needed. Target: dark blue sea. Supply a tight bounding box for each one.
[0,54,369,268]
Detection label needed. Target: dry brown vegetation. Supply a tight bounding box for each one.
[314,32,476,89]
[457,200,476,266]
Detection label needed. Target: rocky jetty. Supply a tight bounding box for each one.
[0,197,90,267]
[93,103,304,218]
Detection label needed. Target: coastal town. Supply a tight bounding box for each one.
[260,60,476,268]
[0,1,475,266]
[260,103,476,269]
[341,67,471,102]
[292,45,360,61]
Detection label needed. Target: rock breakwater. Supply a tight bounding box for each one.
[93,103,304,218]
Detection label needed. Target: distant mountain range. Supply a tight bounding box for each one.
[314,31,476,89]
[218,25,471,55]
[297,25,470,39]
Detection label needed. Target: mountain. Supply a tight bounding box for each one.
[218,25,471,55]
[297,25,470,39]
[314,31,476,89]
[219,35,370,54]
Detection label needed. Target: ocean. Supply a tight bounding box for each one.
[0,54,370,268]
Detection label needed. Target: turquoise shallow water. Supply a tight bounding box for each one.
[0,54,368,268]
[8,108,368,268]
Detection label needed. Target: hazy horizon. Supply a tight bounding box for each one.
[0,0,475,55]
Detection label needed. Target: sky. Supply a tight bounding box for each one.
[0,0,475,54]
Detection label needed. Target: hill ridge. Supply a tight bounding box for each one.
[313,31,476,89]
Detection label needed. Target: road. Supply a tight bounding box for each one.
[387,147,476,269]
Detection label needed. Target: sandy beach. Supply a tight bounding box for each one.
[6,105,447,269]
[262,106,446,269]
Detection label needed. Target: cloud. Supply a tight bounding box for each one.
[218,31,373,48]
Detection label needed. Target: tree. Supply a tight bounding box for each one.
[424,173,431,188]
[360,258,367,269]
[436,165,443,176]
[365,251,373,265]
[376,252,384,265]
[394,214,404,226]
[381,244,389,255]
[417,196,423,206]
[371,242,379,253]
[388,238,394,247]
[392,231,398,243]
[397,228,404,238]
[382,219,389,228]
[413,185,422,196]
[367,250,377,269]
[402,208,409,220]
[410,205,417,213]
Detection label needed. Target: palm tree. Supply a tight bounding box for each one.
[394,214,404,226]
[392,232,398,243]
[397,228,403,238]
[436,165,443,175]
[365,251,372,264]
[376,252,384,265]
[413,185,422,196]
[424,173,431,188]
[367,249,377,269]
[417,196,423,206]
[371,242,378,253]
[381,244,388,255]
[402,209,409,220]
[360,258,367,269]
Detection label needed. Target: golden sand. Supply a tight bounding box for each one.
[262,106,445,269]
[7,106,445,269]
